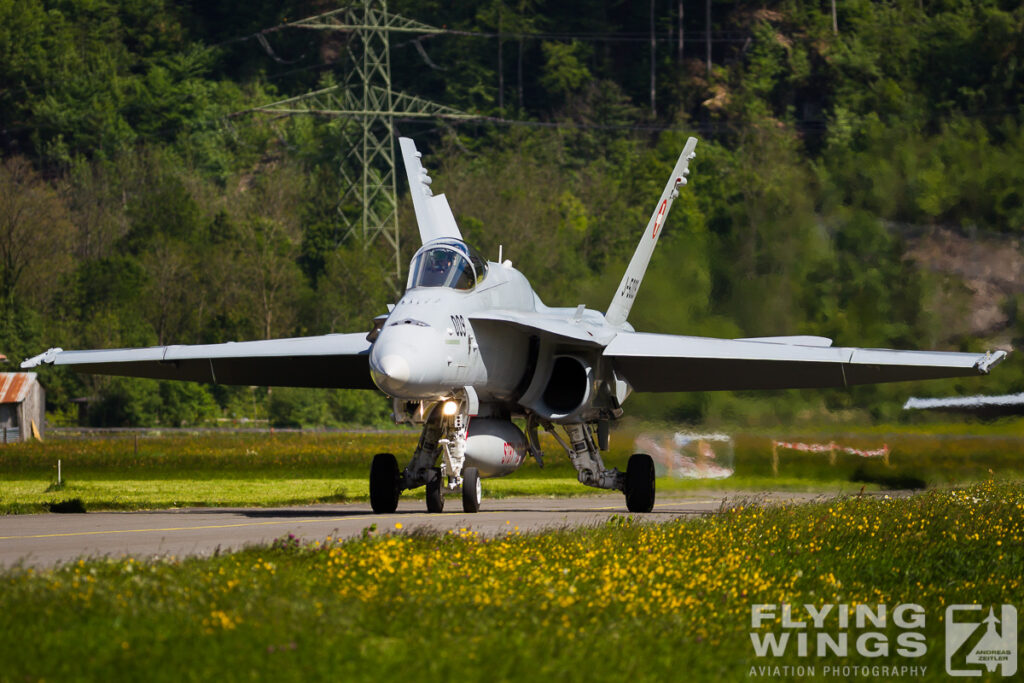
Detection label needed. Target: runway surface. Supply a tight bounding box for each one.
[0,490,832,569]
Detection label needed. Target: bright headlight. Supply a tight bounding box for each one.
[442,400,459,416]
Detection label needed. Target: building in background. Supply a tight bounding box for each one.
[0,372,45,443]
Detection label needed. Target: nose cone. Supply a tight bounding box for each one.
[375,354,410,386]
[369,324,447,398]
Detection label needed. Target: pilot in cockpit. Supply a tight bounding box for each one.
[409,241,485,291]
[422,249,454,287]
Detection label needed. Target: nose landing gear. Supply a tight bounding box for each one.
[461,467,481,513]
[368,400,483,515]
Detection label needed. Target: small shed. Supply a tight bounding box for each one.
[0,372,45,443]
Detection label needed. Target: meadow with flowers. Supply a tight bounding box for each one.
[0,481,1021,680]
[4,424,1024,513]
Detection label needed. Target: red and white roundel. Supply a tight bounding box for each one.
[652,199,668,238]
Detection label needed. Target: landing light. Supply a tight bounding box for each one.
[442,400,459,416]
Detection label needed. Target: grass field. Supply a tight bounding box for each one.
[2,423,1024,513]
[0,481,1020,681]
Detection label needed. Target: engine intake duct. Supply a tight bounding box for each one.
[542,356,588,413]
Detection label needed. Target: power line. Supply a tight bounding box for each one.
[244,1,473,282]
[215,21,753,49]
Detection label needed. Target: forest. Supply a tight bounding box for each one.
[1,0,1023,427]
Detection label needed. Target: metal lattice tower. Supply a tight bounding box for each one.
[253,1,474,278]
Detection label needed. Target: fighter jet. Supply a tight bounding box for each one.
[23,137,1008,513]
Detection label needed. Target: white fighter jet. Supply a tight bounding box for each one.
[24,137,1008,513]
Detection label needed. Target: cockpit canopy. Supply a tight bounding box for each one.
[407,239,488,291]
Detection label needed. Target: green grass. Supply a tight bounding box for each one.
[2,426,1023,513]
[0,474,880,514]
[0,475,633,513]
[0,481,1021,681]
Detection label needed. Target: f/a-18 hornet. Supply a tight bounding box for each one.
[24,137,1007,513]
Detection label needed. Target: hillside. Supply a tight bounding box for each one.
[907,227,1024,342]
[1,0,1022,426]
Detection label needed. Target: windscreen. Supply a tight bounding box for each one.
[408,247,476,290]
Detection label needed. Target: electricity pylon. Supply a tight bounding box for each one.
[253,1,475,278]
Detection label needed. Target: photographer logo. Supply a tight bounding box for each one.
[945,605,1017,677]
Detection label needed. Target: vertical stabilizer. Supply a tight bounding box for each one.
[605,137,698,327]
[399,137,463,245]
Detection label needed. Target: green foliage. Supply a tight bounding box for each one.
[268,388,391,429]
[0,1,1020,427]
[86,378,218,427]
[158,381,220,427]
[539,40,592,98]
[267,388,331,429]
[89,377,163,427]
[327,390,392,427]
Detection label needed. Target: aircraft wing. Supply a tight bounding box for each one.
[604,332,1007,392]
[21,333,376,390]
[399,137,462,245]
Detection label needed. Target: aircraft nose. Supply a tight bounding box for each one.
[375,354,410,386]
[369,324,446,397]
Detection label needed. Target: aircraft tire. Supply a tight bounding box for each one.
[462,467,481,513]
[625,453,655,513]
[370,452,401,513]
[425,467,445,513]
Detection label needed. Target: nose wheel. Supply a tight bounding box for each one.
[370,452,401,513]
[389,400,482,514]
[462,467,481,513]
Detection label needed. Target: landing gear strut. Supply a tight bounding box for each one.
[547,421,656,512]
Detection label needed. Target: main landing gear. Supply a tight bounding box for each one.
[543,421,656,513]
[368,410,655,514]
[369,452,401,514]
[368,402,482,514]
[624,453,655,513]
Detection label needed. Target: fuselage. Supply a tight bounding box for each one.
[370,255,531,400]
[368,239,629,419]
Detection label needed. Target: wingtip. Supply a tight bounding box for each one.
[977,349,1009,374]
[20,347,62,369]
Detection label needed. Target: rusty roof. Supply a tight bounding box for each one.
[0,373,37,404]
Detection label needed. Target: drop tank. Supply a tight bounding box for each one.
[463,418,527,477]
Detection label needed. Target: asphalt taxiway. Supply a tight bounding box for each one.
[0,491,832,568]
